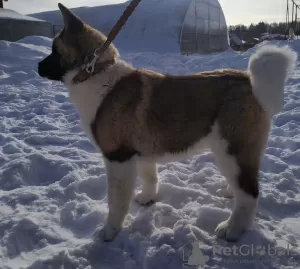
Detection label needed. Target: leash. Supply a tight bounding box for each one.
[73,0,142,83]
[85,0,142,74]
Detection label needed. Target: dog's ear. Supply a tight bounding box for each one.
[58,3,84,33]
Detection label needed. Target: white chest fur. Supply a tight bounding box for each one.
[63,60,133,147]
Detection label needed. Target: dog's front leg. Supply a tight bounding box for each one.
[135,161,158,205]
[99,158,137,241]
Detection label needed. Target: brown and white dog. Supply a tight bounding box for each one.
[38,3,297,242]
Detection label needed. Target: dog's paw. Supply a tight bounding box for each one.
[216,186,233,198]
[94,224,120,242]
[135,190,157,206]
[215,219,245,242]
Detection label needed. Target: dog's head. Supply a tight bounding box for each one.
[38,3,119,81]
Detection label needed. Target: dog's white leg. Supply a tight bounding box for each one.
[210,126,259,242]
[215,187,257,242]
[213,151,258,241]
[98,158,136,241]
[135,160,158,205]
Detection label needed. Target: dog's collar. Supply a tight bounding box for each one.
[72,59,115,84]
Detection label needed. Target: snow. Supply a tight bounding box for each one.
[0,9,44,22]
[261,33,287,41]
[0,34,300,268]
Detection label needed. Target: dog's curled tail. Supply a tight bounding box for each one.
[248,45,297,116]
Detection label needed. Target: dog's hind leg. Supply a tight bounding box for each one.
[135,160,158,205]
[98,158,137,241]
[209,123,262,242]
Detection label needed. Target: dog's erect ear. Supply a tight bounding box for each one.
[58,3,84,33]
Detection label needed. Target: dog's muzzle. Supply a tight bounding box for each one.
[38,53,66,81]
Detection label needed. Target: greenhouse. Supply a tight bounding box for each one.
[31,0,229,54]
[180,0,229,54]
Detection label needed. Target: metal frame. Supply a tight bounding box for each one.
[286,0,300,33]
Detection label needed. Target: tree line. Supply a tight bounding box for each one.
[229,22,299,40]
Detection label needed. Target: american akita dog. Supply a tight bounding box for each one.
[38,3,297,242]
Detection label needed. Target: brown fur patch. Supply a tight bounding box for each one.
[91,71,143,161]
[92,67,268,161]
[146,69,251,154]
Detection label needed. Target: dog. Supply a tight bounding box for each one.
[38,3,297,242]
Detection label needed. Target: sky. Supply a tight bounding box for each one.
[4,0,289,25]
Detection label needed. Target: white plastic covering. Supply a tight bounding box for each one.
[180,0,229,54]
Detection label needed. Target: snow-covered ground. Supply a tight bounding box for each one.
[0,36,300,269]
